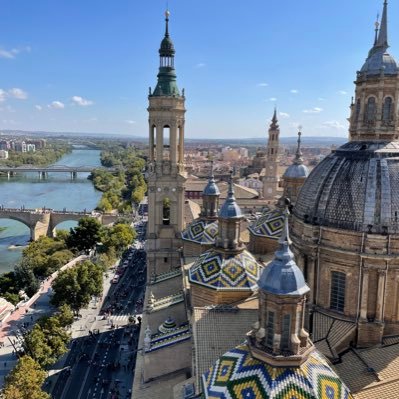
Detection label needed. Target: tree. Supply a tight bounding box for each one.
[102,223,136,254]
[55,304,74,328]
[14,263,39,297]
[66,217,102,253]
[51,261,103,314]
[3,356,50,399]
[24,315,70,368]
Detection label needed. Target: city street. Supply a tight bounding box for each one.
[51,220,147,399]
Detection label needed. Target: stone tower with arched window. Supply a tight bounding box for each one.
[147,11,186,276]
[349,1,399,141]
[292,1,399,348]
[262,109,280,199]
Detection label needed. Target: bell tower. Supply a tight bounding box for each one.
[262,108,280,199]
[147,10,186,276]
[349,1,399,142]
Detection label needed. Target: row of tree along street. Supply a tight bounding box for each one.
[1,217,137,399]
[0,217,135,306]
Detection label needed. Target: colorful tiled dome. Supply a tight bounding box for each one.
[189,249,260,290]
[202,344,353,399]
[248,209,285,238]
[181,219,218,245]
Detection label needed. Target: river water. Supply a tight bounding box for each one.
[0,149,102,273]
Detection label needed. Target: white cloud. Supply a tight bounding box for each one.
[322,120,346,130]
[269,97,277,102]
[72,95,93,106]
[125,120,136,125]
[0,90,7,102]
[279,112,290,119]
[0,46,31,59]
[35,105,43,111]
[290,89,299,94]
[338,90,347,95]
[318,97,326,101]
[195,63,206,68]
[257,83,269,87]
[303,107,323,114]
[8,88,28,100]
[48,101,65,109]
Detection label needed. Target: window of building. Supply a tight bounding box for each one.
[163,125,170,160]
[330,271,346,312]
[266,311,275,348]
[355,99,361,121]
[164,257,168,263]
[280,314,291,351]
[162,197,171,225]
[383,97,393,123]
[365,97,376,123]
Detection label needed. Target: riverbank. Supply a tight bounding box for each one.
[0,149,103,273]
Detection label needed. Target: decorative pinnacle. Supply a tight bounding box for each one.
[294,129,304,165]
[270,107,279,129]
[278,201,292,246]
[165,10,170,37]
[228,171,234,196]
[209,160,215,179]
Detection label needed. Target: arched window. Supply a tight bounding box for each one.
[162,197,171,225]
[150,124,156,161]
[365,97,376,123]
[355,99,361,122]
[280,314,291,351]
[163,125,170,160]
[330,271,346,312]
[383,97,393,123]
[265,311,274,348]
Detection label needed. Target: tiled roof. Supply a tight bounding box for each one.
[145,323,191,353]
[147,292,184,313]
[181,219,218,245]
[189,249,260,290]
[150,268,182,284]
[202,344,353,399]
[248,208,285,239]
[312,310,356,360]
[192,301,258,383]
[334,343,399,397]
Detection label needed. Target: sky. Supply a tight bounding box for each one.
[0,0,398,139]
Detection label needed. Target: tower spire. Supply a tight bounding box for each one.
[376,1,388,49]
[293,130,304,165]
[165,9,170,37]
[271,107,279,129]
[152,10,180,97]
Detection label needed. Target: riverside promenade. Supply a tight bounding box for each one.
[0,255,88,386]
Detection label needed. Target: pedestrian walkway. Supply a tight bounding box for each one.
[0,255,88,387]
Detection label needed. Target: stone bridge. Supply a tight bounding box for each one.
[0,208,126,240]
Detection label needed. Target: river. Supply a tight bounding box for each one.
[0,149,103,273]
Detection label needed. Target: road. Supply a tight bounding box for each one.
[51,219,147,399]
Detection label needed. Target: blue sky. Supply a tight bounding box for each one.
[0,0,398,139]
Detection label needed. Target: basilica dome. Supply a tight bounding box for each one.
[360,48,399,77]
[294,141,399,234]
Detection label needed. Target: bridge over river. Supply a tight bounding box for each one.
[0,165,120,179]
[0,207,128,240]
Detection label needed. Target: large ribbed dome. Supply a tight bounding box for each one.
[294,141,399,234]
